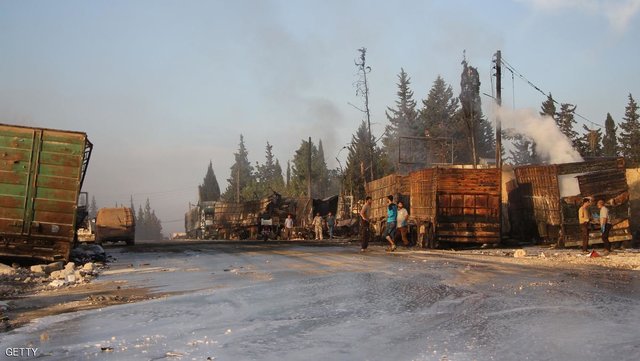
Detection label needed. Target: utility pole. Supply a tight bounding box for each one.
[356,47,374,181]
[307,137,312,199]
[495,50,502,168]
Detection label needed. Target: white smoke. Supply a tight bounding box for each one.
[496,107,583,164]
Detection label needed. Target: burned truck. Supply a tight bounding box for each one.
[512,158,632,248]
[365,166,501,247]
[0,123,92,261]
[95,207,135,246]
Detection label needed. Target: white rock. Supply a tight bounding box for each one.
[64,262,76,271]
[65,274,76,283]
[514,249,527,258]
[0,263,16,275]
[50,268,74,280]
[45,261,64,274]
[82,262,95,271]
[30,265,46,274]
[48,279,67,287]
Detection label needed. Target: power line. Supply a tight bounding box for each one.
[500,57,603,128]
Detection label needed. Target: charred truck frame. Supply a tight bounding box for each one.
[365,166,502,247]
[512,158,632,247]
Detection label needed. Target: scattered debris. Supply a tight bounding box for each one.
[514,249,527,258]
[0,263,16,275]
[70,244,107,263]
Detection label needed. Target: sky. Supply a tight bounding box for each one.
[1,0,639,234]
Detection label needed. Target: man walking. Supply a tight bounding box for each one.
[326,212,336,239]
[597,200,612,254]
[284,214,294,240]
[384,195,398,252]
[312,212,324,240]
[360,196,372,252]
[578,198,591,252]
[397,201,409,247]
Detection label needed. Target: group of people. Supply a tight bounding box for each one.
[312,212,336,240]
[578,198,612,253]
[358,195,409,252]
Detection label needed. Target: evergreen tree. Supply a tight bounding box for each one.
[222,135,255,202]
[315,140,329,197]
[419,75,459,164]
[286,160,291,189]
[199,161,220,202]
[255,141,285,197]
[458,58,494,165]
[555,103,580,151]
[603,113,618,157]
[382,68,419,173]
[345,121,388,199]
[540,94,557,119]
[136,205,144,239]
[289,139,329,198]
[508,134,536,165]
[129,195,135,220]
[89,196,98,219]
[618,94,640,165]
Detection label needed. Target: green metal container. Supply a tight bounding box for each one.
[0,123,92,261]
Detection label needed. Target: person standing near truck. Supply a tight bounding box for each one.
[384,195,398,252]
[312,212,324,240]
[360,196,373,252]
[597,200,612,254]
[284,214,294,240]
[397,201,409,247]
[326,212,336,239]
[578,198,592,252]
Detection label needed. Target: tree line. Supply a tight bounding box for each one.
[197,52,640,204]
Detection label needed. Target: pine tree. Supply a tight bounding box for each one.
[419,75,459,165]
[556,103,580,151]
[255,141,285,196]
[136,205,144,239]
[618,94,640,165]
[290,139,329,198]
[508,134,536,165]
[199,161,220,202]
[315,140,329,197]
[382,68,419,173]
[129,195,135,220]
[286,160,291,189]
[89,196,98,219]
[222,135,255,202]
[345,121,388,199]
[603,113,618,157]
[540,94,557,119]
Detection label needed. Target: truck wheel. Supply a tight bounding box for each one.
[125,239,135,246]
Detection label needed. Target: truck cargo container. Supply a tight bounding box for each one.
[0,123,92,261]
[513,158,632,247]
[95,207,135,245]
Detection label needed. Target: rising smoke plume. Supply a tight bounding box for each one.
[497,106,583,164]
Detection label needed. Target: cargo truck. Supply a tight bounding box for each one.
[0,123,92,261]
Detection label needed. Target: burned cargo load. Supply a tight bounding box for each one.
[512,158,632,247]
[95,207,135,245]
[364,167,501,246]
[0,123,92,262]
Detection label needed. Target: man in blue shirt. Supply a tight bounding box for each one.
[384,195,398,252]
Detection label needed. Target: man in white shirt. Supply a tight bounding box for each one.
[284,214,294,240]
[597,200,612,253]
[312,212,323,240]
[397,201,409,247]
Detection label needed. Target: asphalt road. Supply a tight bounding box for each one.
[1,240,639,361]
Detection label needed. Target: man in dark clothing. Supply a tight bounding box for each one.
[359,196,372,252]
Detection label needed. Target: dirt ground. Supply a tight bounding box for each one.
[1,240,639,333]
